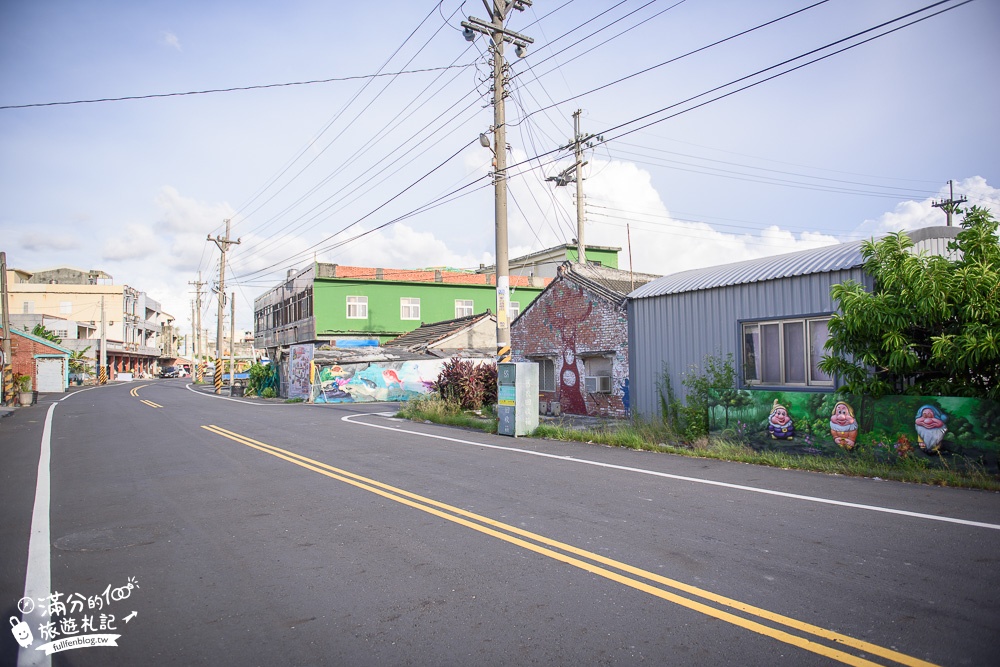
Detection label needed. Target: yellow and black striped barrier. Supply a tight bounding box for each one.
[2,367,13,405]
[99,365,107,384]
[497,345,511,363]
[196,361,205,383]
[214,358,222,394]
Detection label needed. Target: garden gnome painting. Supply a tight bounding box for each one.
[768,399,795,440]
[914,405,948,453]
[829,401,859,450]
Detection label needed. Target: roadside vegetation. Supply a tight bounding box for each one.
[406,212,1000,489]
[397,398,999,491]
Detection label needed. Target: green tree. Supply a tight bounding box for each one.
[820,207,1000,401]
[68,346,93,376]
[30,324,61,344]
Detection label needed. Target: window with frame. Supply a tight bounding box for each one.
[455,299,474,318]
[537,358,556,391]
[742,316,833,387]
[346,296,368,319]
[508,301,520,320]
[400,297,420,320]
[22,301,34,314]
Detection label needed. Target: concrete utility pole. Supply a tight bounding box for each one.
[462,0,533,363]
[209,219,240,394]
[99,296,107,384]
[932,180,968,227]
[229,291,235,396]
[188,272,206,381]
[546,109,598,265]
[1,252,12,405]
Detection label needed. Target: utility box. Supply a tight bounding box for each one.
[498,362,539,437]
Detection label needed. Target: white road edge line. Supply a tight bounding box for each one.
[183,383,287,404]
[342,413,1000,531]
[18,403,55,667]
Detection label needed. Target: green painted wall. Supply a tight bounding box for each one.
[565,247,619,269]
[314,278,545,342]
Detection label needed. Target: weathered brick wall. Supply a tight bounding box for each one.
[511,277,629,418]
[8,332,65,390]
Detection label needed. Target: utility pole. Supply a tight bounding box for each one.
[188,272,206,381]
[546,109,599,266]
[932,179,967,227]
[209,219,240,394]
[0,252,12,405]
[99,296,107,384]
[229,291,235,396]
[462,0,533,363]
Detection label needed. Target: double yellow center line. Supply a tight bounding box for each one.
[200,424,936,667]
[129,385,163,408]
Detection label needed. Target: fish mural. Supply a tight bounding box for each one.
[313,359,445,403]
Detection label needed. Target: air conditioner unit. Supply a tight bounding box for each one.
[584,375,612,393]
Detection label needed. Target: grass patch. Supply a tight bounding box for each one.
[397,396,497,434]
[397,399,1000,491]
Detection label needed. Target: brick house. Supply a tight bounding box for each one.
[2,325,72,395]
[511,263,658,418]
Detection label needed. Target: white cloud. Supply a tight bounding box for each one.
[102,223,159,261]
[320,223,488,269]
[161,31,181,51]
[506,157,841,278]
[155,186,233,234]
[19,233,80,252]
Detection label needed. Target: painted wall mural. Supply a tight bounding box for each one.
[286,344,314,400]
[707,390,999,466]
[312,359,451,404]
[511,277,630,418]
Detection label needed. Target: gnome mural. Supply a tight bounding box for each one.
[767,399,795,440]
[914,405,948,453]
[829,401,859,450]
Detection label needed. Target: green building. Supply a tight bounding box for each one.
[254,245,621,352]
[254,262,550,351]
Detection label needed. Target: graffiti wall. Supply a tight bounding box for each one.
[708,389,1000,462]
[511,277,630,418]
[312,358,451,404]
[286,344,314,400]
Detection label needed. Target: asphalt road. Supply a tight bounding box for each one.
[1,381,998,666]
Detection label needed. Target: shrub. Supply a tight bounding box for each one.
[248,362,278,397]
[434,358,497,411]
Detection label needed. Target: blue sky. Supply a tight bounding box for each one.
[1,0,998,331]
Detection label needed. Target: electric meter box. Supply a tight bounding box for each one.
[497,362,539,437]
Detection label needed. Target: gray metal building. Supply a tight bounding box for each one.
[626,226,960,419]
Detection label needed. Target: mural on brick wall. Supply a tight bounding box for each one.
[512,279,630,418]
[707,389,1000,466]
[542,284,591,416]
[312,359,445,403]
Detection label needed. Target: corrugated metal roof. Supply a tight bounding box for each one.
[629,226,960,300]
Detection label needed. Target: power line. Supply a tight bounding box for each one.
[0,64,475,111]
[233,0,972,289]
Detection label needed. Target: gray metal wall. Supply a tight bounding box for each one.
[627,268,872,419]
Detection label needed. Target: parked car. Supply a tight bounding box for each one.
[159,365,188,378]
